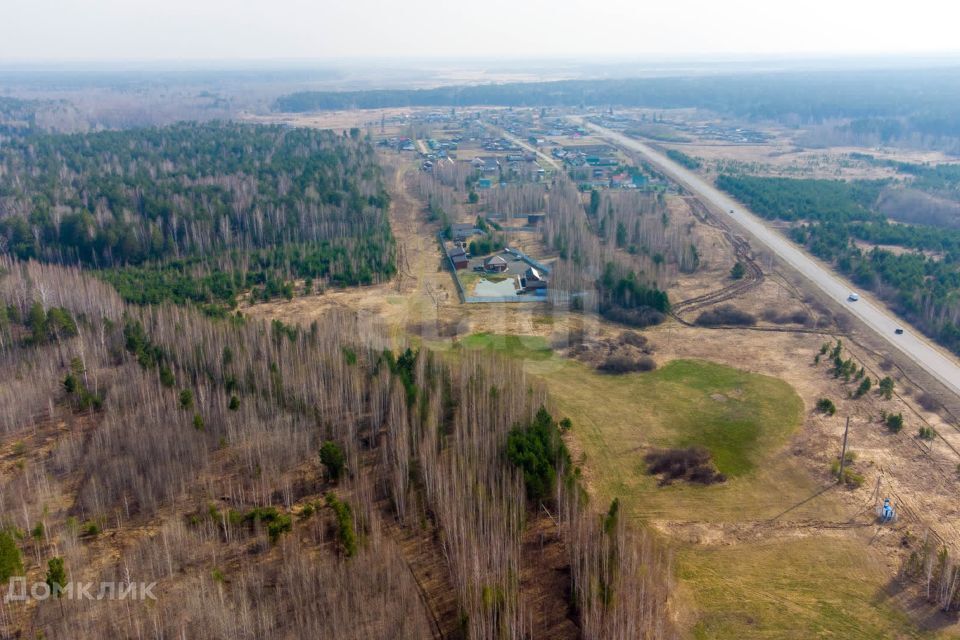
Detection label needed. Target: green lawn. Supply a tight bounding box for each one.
[455,332,553,361]
[526,357,819,522]
[627,359,801,477]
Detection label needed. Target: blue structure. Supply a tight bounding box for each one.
[879,498,896,523]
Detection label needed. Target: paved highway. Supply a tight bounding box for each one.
[584,120,960,399]
[480,123,561,171]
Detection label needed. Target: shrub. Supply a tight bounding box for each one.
[266,514,293,544]
[695,304,756,327]
[832,356,857,380]
[320,441,347,481]
[600,305,665,328]
[468,234,505,257]
[159,365,175,388]
[830,454,864,487]
[63,373,78,394]
[878,376,895,400]
[762,308,811,325]
[242,506,280,524]
[839,468,865,487]
[598,354,657,373]
[238,506,292,543]
[730,262,746,280]
[816,398,837,415]
[179,389,194,409]
[619,331,649,349]
[918,426,936,441]
[62,368,104,412]
[644,447,726,485]
[228,395,240,411]
[885,412,904,433]
[917,392,940,412]
[854,377,872,398]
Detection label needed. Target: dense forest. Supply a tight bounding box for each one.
[717,174,960,354]
[0,257,673,638]
[0,97,50,137]
[0,122,396,309]
[715,175,886,223]
[275,68,960,142]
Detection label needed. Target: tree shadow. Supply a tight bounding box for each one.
[874,576,959,633]
[766,483,837,522]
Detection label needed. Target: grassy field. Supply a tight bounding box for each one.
[448,333,939,638]
[456,332,552,360]
[527,356,824,523]
[679,538,929,639]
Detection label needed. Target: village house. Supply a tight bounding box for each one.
[472,156,501,173]
[450,222,477,242]
[526,213,546,227]
[521,266,548,291]
[483,255,509,273]
[447,246,469,270]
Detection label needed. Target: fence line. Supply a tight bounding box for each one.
[504,247,552,275]
[439,232,548,305]
[437,232,467,303]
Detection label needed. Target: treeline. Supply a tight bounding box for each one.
[0,122,395,307]
[802,114,960,153]
[853,153,960,196]
[274,67,960,129]
[665,149,701,169]
[717,174,960,354]
[0,257,673,639]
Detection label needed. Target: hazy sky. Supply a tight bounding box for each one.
[2,0,958,61]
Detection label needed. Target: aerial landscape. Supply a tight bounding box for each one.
[3,1,960,638]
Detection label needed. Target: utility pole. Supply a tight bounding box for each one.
[837,416,850,484]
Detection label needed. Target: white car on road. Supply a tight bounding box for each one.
[848,292,860,302]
